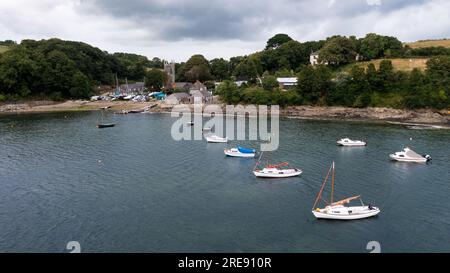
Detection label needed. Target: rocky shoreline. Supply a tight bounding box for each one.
[1,100,449,126]
[281,106,449,125]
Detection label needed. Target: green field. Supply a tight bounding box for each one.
[356,58,429,71]
[0,45,10,53]
[406,39,450,49]
[341,58,429,73]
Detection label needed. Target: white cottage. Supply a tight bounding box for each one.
[276,77,297,90]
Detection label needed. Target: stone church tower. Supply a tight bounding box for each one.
[164,60,176,86]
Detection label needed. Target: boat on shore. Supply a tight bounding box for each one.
[253,162,302,178]
[337,138,366,146]
[206,135,228,143]
[312,162,380,220]
[389,147,431,163]
[224,147,256,158]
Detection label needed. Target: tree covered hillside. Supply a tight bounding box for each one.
[0,39,161,101]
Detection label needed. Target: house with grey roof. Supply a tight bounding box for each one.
[171,82,193,92]
[121,82,146,93]
[189,80,207,95]
[190,90,212,104]
[165,92,191,105]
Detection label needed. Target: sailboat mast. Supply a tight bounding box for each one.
[115,73,120,96]
[312,163,333,210]
[330,161,335,204]
[254,151,264,171]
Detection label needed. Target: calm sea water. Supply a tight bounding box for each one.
[0,111,449,253]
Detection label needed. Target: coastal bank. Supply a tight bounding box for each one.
[1,100,449,126]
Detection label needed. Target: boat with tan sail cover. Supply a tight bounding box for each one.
[312,162,380,220]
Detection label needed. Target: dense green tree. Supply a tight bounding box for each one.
[0,40,17,46]
[262,75,279,91]
[229,56,245,75]
[265,34,293,50]
[216,80,240,104]
[319,36,357,66]
[232,56,263,80]
[149,57,163,68]
[359,33,404,60]
[426,56,450,87]
[183,54,211,82]
[0,38,127,99]
[145,69,168,91]
[378,60,395,92]
[366,63,379,90]
[210,58,230,81]
[113,52,149,80]
[296,65,333,104]
[407,46,450,57]
[69,71,93,98]
[175,62,186,82]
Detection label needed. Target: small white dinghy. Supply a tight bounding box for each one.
[253,162,302,178]
[337,138,366,146]
[224,147,256,158]
[389,146,431,163]
[312,162,380,220]
[206,135,228,143]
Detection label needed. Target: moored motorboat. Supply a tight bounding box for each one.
[389,146,431,163]
[206,135,228,143]
[224,147,256,158]
[311,162,380,220]
[96,123,116,128]
[337,138,366,146]
[253,162,302,178]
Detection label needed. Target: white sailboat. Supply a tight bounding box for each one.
[206,135,228,143]
[389,146,431,163]
[312,162,380,220]
[337,138,366,146]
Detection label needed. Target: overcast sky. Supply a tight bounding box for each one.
[0,0,449,61]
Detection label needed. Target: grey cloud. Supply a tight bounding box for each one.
[78,0,431,42]
[0,0,448,61]
[79,0,268,41]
